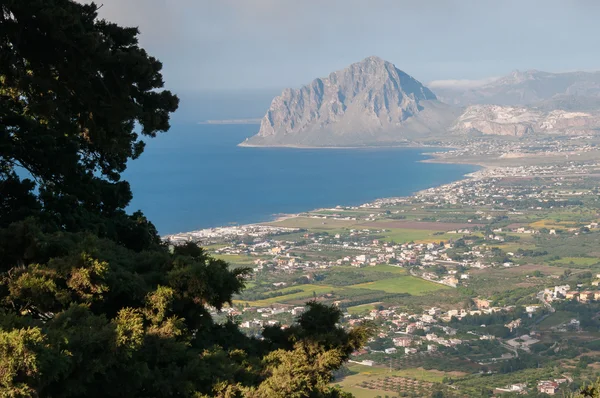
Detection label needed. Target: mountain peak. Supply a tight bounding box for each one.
[241,58,456,147]
[359,55,389,65]
[330,56,397,80]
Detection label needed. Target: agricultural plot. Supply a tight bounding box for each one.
[350,276,448,295]
[362,264,407,275]
[235,267,446,306]
[376,228,455,244]
[362,220,484,231]
[335,365,460,398]
[549,257,600,267]
[529,219,579,230]
[234,284,335,306]
[358,376,435,396]
[537,311,576,329]
[212,254,257,266]
[346,302,381,314]
[267,216,358,230]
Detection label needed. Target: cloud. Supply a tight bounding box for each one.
[74,1,600,90]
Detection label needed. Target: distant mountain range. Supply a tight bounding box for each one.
[241,59,600,147]
[431,69,600,107]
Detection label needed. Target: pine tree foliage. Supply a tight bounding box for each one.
[0,1,373,396]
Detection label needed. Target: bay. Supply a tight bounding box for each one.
[124,124,479,235]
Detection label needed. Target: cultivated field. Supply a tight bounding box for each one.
[350,276,448,295]
[362,220,484,231]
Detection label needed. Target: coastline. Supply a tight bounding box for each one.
[162,149,484,238]
[237,141,445,150]
[419,153,492,169]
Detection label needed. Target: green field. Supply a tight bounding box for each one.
[235,266,446,306]
[538,311,576,329]
[350,276,448,295]
[213,254,257,265]
[549,257,600,267]
[358,264,407,275]
[234,284,335,306]
[346,303,381,315]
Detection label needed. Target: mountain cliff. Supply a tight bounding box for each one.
[240,56,460,147]
[451,105,600,136]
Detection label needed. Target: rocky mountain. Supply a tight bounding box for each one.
[432,69,600,107]
[241,56,460,147]
[451,105,600,137]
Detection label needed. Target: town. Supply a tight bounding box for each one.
[167,154,600,398]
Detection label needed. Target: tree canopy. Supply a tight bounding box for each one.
[0,1,372,397]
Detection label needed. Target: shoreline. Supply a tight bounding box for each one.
[162,150,484,238]
[237,141,448,150]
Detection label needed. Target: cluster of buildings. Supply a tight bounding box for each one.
[543,281,600,303]
[494,377,570,395]
[415,161,600,210]
[163,224,299,245]
[432,136,598,168]
[345,302,532,358]
[212,305,308,331]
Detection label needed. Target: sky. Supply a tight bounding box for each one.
[87,0,600,92]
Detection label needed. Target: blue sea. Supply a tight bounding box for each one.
[124,124,478,235]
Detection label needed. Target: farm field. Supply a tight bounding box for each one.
[549,257,600,267]
[529,219,579,230]
[234,266,447,306]
[346,303,381,315]
[212,254,257,265]
[361,220,484,231]
[234,284,335,306]
[361,264,407,275]
[538,310,576,329]
[334,365,464,398]
[350,276,448,295]
[268,217,359,230]
[379,228,443,244]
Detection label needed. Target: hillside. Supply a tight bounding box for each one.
[451,105,600,137]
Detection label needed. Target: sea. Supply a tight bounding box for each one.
[124,124,479,235]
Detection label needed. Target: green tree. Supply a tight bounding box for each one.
[1,0,178,249]
[0,1,374,397]
[572,378,600,397]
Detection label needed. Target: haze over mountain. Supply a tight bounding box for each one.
[241,56,459,147]
[431,69,600,107]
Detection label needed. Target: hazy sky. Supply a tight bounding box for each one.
[89,0,600,91]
